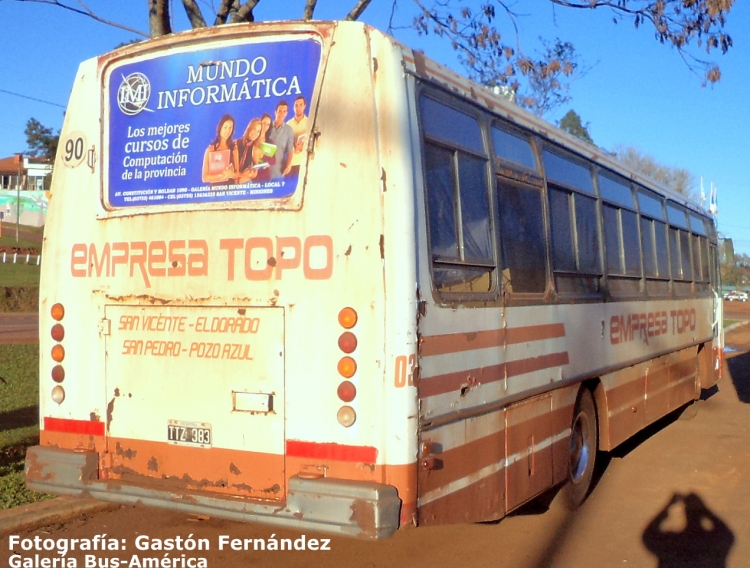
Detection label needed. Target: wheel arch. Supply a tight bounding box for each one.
[586,378,612,452]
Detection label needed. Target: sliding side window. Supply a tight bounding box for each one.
[667,203,693,296]
[690,212,711,294]
[543,148,601,297]
[599,172,641,297]
[492,125,547,295]
[421,95,494,295]
[637,188,670,296]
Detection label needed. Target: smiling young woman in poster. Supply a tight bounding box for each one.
[202,114,239,185]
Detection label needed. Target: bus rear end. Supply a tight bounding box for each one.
[26,21,418,539]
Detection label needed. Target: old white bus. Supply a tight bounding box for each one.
[27,20,722,539]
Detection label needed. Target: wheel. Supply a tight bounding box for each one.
[561,388,598,510]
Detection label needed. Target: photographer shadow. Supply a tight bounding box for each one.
[642,492,734,568]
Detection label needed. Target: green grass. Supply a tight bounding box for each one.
[0,262,41,288]
[0,344,51,509]
[0,235,42,253]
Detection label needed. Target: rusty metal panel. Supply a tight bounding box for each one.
[505,395,553,512]
[417,411,506,525]
[27,445,400,540]
[103,304,285,499]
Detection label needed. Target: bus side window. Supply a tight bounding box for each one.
[637,188,670,296]
[421,95,494,295]
[599,172,641,297]
[667,203,693,295]
[543,148,601,297]
[497,181,547,294]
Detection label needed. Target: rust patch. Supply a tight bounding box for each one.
[381,167,387,192]
[81,453,99,481]
[267,256,277,267]
[106,397,116,431]
[413,50,427,77]
[345,245,352,256]
[171,494,199,505]
[89,412,101,422]
[238,308,246,315]
[350,499,378,539]
[147,457,159,472]
[379,235,385,259]
[115,442,137,460]
[24,451,55,483]
[229,462,241,475]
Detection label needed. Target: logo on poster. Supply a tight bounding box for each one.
[117,72,152,116]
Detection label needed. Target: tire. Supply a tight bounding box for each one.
[561,388,598,510]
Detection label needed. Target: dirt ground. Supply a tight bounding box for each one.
[1,315,750,567]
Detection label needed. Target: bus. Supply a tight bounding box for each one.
[26,20,723,539]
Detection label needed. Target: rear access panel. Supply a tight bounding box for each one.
[104,305,285,500]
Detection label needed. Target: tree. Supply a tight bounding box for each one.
[611,144,695,198]
[11,0,736,114]
[412,0,734,114]
[559,109,594,145]
[24,118,59,161]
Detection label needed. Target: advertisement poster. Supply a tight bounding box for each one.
[108,38,321,207]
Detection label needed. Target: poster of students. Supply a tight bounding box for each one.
[107,38,321,208]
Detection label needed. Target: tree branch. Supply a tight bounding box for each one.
[214,0,234,25]
[181,0,207,28]
[148,0,171,37]
[303,0,318,20]
[230,0,259,23]
[346,0,373,21]
[546,0,734,83]
[7,0,149,37]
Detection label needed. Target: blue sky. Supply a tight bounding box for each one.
[1,1,748,253]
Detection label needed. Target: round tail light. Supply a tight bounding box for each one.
[51,303,65,321]
[337,381,357,403]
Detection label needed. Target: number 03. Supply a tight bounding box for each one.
[394,354,417,388]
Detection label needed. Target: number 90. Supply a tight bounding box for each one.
[62,133,87,168]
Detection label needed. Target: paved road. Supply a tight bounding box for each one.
[0,313,37,344]
[1,327,749,567]
[724,297,750,322]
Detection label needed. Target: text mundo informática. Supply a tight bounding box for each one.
[156,56,303,110]
[7,534,332,566]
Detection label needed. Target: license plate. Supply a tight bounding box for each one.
[167,420,212,447]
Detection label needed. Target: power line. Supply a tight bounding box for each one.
[0,89,66,109]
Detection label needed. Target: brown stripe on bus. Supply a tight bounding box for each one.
[418,351,569,398]
[420,323,566,357]
[418,428,505,495]
[418,468,505,525]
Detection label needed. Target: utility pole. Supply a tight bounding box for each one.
[16,157,21,242]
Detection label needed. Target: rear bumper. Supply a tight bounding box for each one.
[25,446,401,539]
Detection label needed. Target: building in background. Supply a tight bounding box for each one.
[0,154,51,226]
[0,153,52,191]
